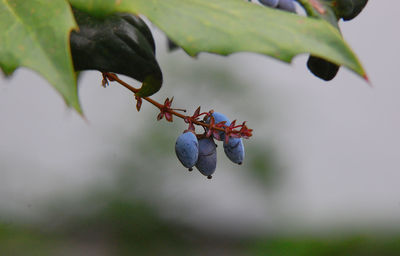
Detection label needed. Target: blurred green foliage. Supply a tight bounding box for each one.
[0,223,60,256]
[0,196,248,255]
[59,199,196,256]
[3,216,400,256]
[249,236,400,256]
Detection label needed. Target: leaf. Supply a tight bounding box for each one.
[69,0,367,79]
[70,9,163,97]
[0,0,81,112]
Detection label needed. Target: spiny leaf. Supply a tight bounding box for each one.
[69,0,367,79]
[0,0,81,112]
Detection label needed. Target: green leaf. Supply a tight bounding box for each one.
[0,0,81,112]
[70,9,163,97]
[69,0,367,79]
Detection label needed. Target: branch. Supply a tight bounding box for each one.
[101,72,253,140]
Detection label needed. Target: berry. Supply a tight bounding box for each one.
[223,137,245,165]
[209,112,230,125]
[336,0,368,21]
[195,138,217,178]
[175,131,199,170]
[205,112,230,141]
[259,0,279,8]
[277,0,296,13]
[307,56,340,81]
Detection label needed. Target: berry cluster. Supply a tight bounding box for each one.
[252,0,368,81]
[256,0,368,18]
[175,111,248,179]
[255,0,296,13]
[101,72,253,179]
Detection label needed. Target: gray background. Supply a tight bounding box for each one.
[0,1,398,235]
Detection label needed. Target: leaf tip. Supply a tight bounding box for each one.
[71,101,84,115]
[363,74,373,87]
[363,73,370,82]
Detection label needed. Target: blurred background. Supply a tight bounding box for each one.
[1,1,400,255]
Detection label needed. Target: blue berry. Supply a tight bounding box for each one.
[277,0,296,13]
[175,131,199,170]
[195,138,217,178]
[336,0,368,21]
[259,0,279,8]
[223,137,245,165]
[307,56,339,81]
[205,112,230,141]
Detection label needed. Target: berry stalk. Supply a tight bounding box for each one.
[102,72,252,140]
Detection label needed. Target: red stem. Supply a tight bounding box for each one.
[104,73,239,133]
